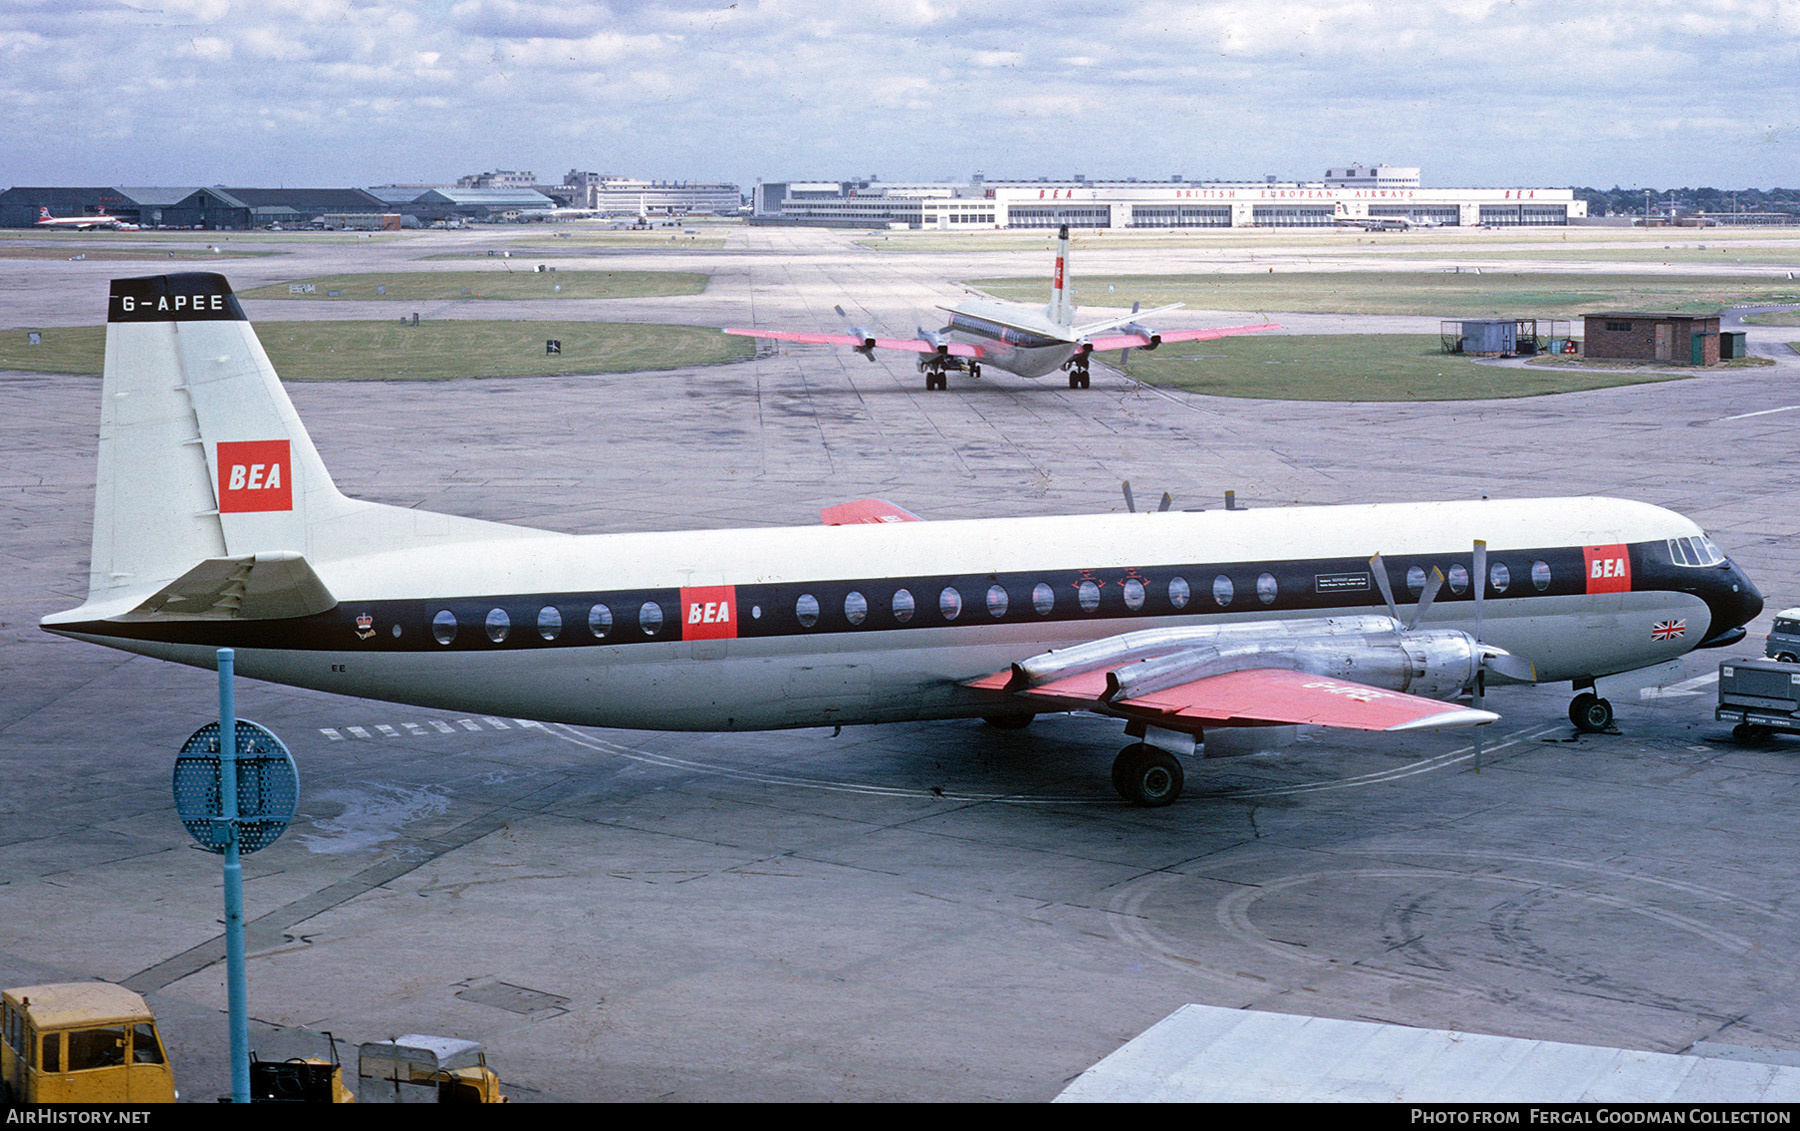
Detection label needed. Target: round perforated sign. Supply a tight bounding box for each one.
[173,720,298,855]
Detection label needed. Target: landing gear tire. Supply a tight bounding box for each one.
[982,714,1033,730]
[1111,743,1183,807]
[925,369,947,391]
[969,362,982,379]
[1068,368,1090,389]
[1734,723,1774,742]
[1569,692,1614,733]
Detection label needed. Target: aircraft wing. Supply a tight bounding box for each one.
[821,498,924,525]
[723,328,984,358]
[967,645,1494,733]
[1084,322,1282,353]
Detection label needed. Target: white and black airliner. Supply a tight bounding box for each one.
[42,274,1763,805]
[726,224,1279,389]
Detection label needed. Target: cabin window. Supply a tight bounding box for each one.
[1406,566,1426,593]
[844,591,868,626]
[1213,575,1233,606]
[795,594,820,628]
[1447,565,1468,595]
[940,587,963,620]
[588,604,613,638]
[1667,535,1725,567]
[1122,578,1146,611]
[986,585,1009,618]
[892,589,915,623]
[41,1032,59,1073]
[1032,583,1055,615]
[485,608,510,643]
[1531,560,1552,590]
[1489,562,1510,594]
[1256,573,1278,605]
[432,610,457,645]
[1077,580,1101,612]
[537,606,562,640]
[639,601,664,635]
[1168,576,1190,609]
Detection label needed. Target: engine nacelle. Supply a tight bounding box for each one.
[1120,322,1162,350]
[1099,625,1484,703]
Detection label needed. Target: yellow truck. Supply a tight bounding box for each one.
[1,983,176,1103]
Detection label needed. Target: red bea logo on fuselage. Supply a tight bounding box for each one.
[217,440,293,513]
[681,586,737,640]
[1583,544,1631,593]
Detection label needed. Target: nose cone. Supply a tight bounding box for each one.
[1698,560,1763,648]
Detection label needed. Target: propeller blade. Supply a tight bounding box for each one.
[1369,553,1401,623]
[1409,567,1444,630]
[1481,647,1536,683]
[1472,667,1486,773]
[1472,539,1487,644]
[1122,481,1137,513]
[1157,492,1173,513]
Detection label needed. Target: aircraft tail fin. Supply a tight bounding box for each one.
[64,272,543,619]
[1046,223,1074,328]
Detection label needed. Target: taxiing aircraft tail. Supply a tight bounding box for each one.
[1046,223,1074,328]
[60,272,544,622]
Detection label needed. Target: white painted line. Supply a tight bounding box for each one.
[375,724,399,737]
[458,719,482,731]
[346,726,371,739]
[403,722,427,735]
[1720,405,1800,421]
[483,717,510,729]
[320,728,343,741]
[1641,671,1721,699]
[431,720,456,734]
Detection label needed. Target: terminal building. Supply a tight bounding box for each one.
[753,167,1586,229]
[564,172,742,215]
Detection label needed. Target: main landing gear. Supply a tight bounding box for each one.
[920,358,977,390]
[1569,690,1615,733]
[1111,743,1184,807]
[1065,356,1091,389]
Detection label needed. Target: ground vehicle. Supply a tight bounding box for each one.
[1,983,175,1103]
[358,1035,505,1103]
[1765,608,1800,663]
[251,1032,354,1103]
[1717,658,1800,741]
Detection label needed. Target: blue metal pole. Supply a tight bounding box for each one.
[218,648,249,1104]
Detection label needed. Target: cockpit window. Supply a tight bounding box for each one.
[1667,535,1726,567]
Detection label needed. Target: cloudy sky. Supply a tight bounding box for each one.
[5,0,1798,191]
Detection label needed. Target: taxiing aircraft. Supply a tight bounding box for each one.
[42,274,1763,805]
[36,206,135,231]
[726,225,1279,390]
[1332,202,1438,232]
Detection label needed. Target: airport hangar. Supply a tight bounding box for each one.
[753,175,1586,230]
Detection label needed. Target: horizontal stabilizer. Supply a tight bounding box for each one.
[820,499,924,525]
[118,552,337,622]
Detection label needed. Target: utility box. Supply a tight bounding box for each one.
[1721,330,1748,360]
[1716,658,1800,741]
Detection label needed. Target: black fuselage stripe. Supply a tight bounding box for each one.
[69,540,1717,653]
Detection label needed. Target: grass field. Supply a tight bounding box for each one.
[0,320,753,379]
[1741,310,1800,325]
[0,245,275,261]
[971,272,1800,317]
[1120,334,1694,401]
[241,270,710,301]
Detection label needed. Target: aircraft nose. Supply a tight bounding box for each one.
[1699,559,1763,647]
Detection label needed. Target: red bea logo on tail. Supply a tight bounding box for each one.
[217,440,293,513]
